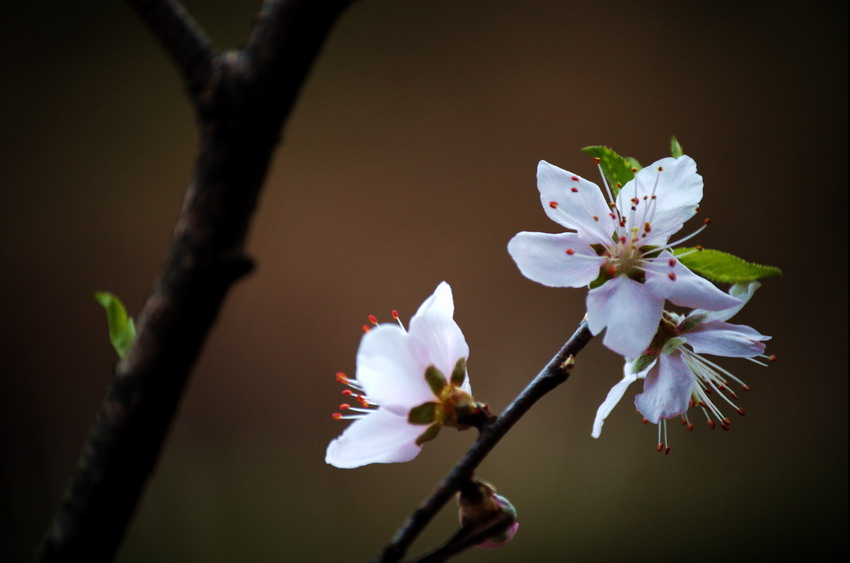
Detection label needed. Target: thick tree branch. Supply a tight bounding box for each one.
[36,1,352,560]
[376,320,594,562]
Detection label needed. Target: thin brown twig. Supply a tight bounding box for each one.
[375,320,594,562]
[36,1,352,560]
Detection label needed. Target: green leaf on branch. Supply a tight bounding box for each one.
[580,145,641,198]
[94,291,136,359]
[670,136,684,158]
[673,248,782,282]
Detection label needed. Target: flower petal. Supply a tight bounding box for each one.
[634,353,693,423]
[325,408,426,468]
[692,281,761,323]
[537,160,617,245]
[617,156,702,245]
[507,231,604,288]
[591,358,654,438]
[645,252,741,311]
[587,275,664,358]
[357,324,435,413]
[408,283,470,387]
[684,320,770,358]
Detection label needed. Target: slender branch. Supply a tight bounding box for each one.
[413,513,517,563]
[124,0,215,98]
[36,1,352,560]
[376,320,594,562]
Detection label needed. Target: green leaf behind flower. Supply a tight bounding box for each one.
[670,136,684,158]
[673,248,782,282]
[580,145,641,198]
[93,291,136,359]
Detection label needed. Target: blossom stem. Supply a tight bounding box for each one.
[374,320,594,562]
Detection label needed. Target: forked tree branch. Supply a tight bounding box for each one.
[36,1,352,560]
[376,320,594,562]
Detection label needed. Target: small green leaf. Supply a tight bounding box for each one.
[415,422,443,445]
[581,145,642,198]
[93,291,136,359]
[670,136,684,158]
[673,248,782,283]
[425,365,448,395]
[409,402,439,424]
[450,358,466,387]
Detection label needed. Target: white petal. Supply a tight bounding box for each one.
[644,252,741,310]
[408,283,470,385]
[634,353,693,424]
[587,276,664,358]
[325,408,427,468]
[692,281,761,323]
[591,358,654,438]
[617,156,702,244]
[357,325,435,413]
[685,320,770,358]
[507,232,604,288]
[537,160,617,245]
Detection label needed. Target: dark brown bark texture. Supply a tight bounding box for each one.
[36,1,352,560]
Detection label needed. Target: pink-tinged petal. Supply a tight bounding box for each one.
[357,325,435,413]
[537,160,616,245]
[587,276,664,357]
[617,156,702,244]
[591,358,654,438]
[634,353,693,423]
[685,320,770,358]
[409,283,470,384]
[644,252,741,311]
[692,281,761,323]
[508,232,605,288]
[325,408,426,468]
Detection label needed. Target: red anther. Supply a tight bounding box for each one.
[332,413,343,420]
[703,217,711,226]
[549,201,559,208]
[680,417,688,426]
[704,386,713,395]
[571,187,579,193]
[650,195,657,200]
[616,182,623,188]
[698,400,708,408]
[362,324,371,333]
[565,248,576,255]
[392,309,399,320]
[668,272,677,281]
[695,245,704,251]
[644,222,652,233]
[619,236,627,244]
[341,389,353,396]
[768,354,777,362]
[664,446,671,455]
[609,212,616,219]
[339,403,350,410]
[607,264,617,276]
[722,417,732,426]
[631,197,639,205]
[720,422,731,431]
[689,398,696,408]
[642,418,649,425]
[728,390,739,400]
[707,420,716,429]
[737,407,747,416]
[657,166,664,172]
[592,215,599,222]
[656,443,664,452]
[687,423,694,432]
[336,372,349,384]
[631,168,638,173]
[695,205,700,213]
[741,384,751,391]
[593,157,601,164]
[608,202,617,208]
[368,314,378,325]
[668,258,677,267]
[359,399,371,408]
[571,175,579,181]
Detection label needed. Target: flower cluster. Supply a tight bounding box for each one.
[507,150,776,451]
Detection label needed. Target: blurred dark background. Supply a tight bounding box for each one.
[1,1,847,561]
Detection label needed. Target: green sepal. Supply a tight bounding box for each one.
[450,358,467,387]
[630,353,657,374]
[93,291,136,359]
[661,337,687,355]
[677,313,707,333]
[425,365,448,395]
[415,422,443,445]
[673,248,782,282]
[670,136,684,158]
[408,402,439,425]
[580,145,641,198]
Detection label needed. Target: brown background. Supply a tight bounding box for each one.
[1,1,847,561]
